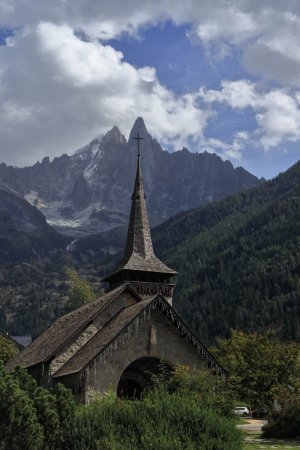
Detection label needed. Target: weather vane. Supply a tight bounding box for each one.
[133,132,144,159]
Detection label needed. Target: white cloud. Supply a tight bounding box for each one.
[1,2,298,89]
[0,22,210,165]
[201,131,249,161]
[199,80,300,149]
[1,1,300,165]
[242,10,300,86]
[199,80,258,109]
[257,90,300,147]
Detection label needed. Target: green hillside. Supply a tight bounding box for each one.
[2,162,300,344]
[153,162,300,344]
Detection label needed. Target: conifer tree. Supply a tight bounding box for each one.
[0,364,43,450]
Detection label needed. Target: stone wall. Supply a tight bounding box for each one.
[80,309,208,403]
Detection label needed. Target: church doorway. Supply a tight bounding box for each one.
[117,357,172,399]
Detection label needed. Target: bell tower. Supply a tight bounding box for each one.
[102,132,176,304]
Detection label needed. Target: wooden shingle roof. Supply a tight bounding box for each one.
[6,285,132,371]
[53,298,154,378]
[53,295,224,378]
[6,290,224,378]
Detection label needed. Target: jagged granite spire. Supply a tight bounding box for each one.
[103,132,176,287]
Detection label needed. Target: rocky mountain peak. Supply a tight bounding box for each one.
[128,117,149,142]
[0,117,262,235]
[103,125,126,145]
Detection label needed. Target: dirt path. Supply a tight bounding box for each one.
[237,419,267,434]
[238,419,300,448]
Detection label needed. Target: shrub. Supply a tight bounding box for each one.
[68,369,242,450]
[1,366,242,449]
[0,364,43,450]
[12,366,77,450]
[262,382,300,438]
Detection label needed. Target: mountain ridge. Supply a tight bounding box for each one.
[151,160,300,343]
[0,158,299,343]
[0,117,261,235]
[0,188,67,263]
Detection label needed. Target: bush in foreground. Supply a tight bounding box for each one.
[70,389,241,450]
[0,365,242,450]
[69,367,242,450]
[0,363,76,450]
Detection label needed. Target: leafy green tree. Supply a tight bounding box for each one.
[65,268,96,310]
[213,330,300,413]
[0,364,43,450]
[262,377,300,438]
[167,364,235,418]
[0,334,18,363]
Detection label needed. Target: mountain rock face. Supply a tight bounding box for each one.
[0,189,66,262]
[0,118,261,235]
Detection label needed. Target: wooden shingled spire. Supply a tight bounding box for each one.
[102,133,176,296]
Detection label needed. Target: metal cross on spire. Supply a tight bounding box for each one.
[133,132,144,159]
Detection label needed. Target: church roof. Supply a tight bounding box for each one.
[53,294,224,378]
[5,284,135,371]
[103,146,176,282]
[53,297,155,377]
[6,287,224,378]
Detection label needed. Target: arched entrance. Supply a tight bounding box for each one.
[117,357,172,398]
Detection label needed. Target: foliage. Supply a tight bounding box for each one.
[0,363,44,450]
[65,268,97,310]
[262,377,300,438]
[13,366,61,448]
[167,364,235,418]
[52,382,77,448]
[4,157,300,345]
[70,369,242,450]
[0,260,104,339]
[0,365,77,450]
[0,365,242,450]
[0,334,19,363]
[213,330,300,413]
[152,161,300,344]
[0,260,71,339]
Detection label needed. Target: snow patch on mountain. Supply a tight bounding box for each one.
[25,191,39,206]
[83,141,104,182]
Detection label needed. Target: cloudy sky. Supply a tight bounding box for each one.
[1,1,300,178]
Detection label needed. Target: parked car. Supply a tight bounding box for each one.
[234,406,250,416]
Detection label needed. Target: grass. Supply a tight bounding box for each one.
[245,442,300,449]
[238,419,300,450]
[242,427,300,449]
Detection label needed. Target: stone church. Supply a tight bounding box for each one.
[7,137,223,402]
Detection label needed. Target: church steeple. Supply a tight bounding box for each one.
[102,130,176,303]
[123,132,155,263]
